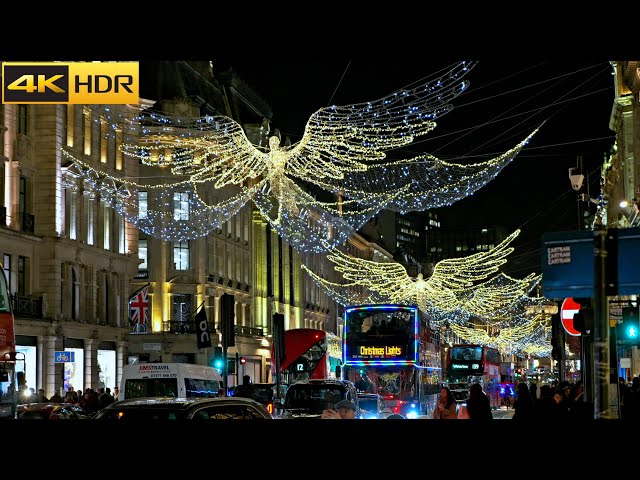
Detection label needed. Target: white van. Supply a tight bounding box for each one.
[120,363,223,400]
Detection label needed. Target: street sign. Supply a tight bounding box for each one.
[542,227,640,299]
[560,297,582,336]
[54,351,75,363]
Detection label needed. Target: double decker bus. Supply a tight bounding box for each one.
[275,328,342,386]
[341,304,441,418]
[446,344,502,409]
[0,265,17,417]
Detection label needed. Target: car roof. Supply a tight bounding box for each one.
[357,393,381,399]
[290,379,354,386]
[17,402,76,410]
[102,396,267,409]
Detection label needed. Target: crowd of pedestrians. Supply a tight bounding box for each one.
[511,377,640,421]
[28,385,119,415]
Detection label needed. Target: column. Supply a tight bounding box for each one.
[84,338,95,391]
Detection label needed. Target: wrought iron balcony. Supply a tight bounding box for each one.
[11,293,43,318]
[162,320,196,334]
[235,325,263,337]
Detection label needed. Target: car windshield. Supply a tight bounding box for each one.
[358,398,379,413]
[285,385,346,413]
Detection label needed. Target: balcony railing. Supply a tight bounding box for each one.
[11,293,43,318]
[235,325,263,337]
[162,320,195,334]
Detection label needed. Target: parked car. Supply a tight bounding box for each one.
[16,402,91,420]
[231,383,277,415]
[92,396,273,420]
[278,379,360,419]
[357,393,390,419]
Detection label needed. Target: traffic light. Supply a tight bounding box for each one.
[240,357,246,365]
[617,306,640,346]
[220,293,235,347]
[213,346,224,370]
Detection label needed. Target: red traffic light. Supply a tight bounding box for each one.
[240,357,246,365]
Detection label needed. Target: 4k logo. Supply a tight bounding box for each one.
[2,62,138,104]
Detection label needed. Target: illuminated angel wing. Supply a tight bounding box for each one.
[424,229,521,292]
[115,111,269,188]
[284,61,477,181]
[458,272,541,320]
[310,128,540,211]
[323,246,415,303]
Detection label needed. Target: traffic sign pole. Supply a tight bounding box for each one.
[593,229,611,419]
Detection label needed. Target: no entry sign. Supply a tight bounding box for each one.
[560,297,582,336]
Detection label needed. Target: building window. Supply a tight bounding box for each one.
[17,105,28,135]
[173,192,189,221]
[19,177,26,220]
[174,241,189,270]
[100,121,107,163]
[18,256,26,295]
[138,191,148,219]
[103,201,110,250]
[3,254,11,292]
[83,108,91,155]
[69,191,77,240]
[86,196,95,245]
[66,105,74,147]
[139,239,148,269]
[118,215,126,254]
[115,128,123,170]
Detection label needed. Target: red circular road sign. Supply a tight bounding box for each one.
[560,297,582,336]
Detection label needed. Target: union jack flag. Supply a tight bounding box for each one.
[128,284,150,325]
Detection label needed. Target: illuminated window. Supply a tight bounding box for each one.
[174,241,190,270]
[83,108,91,155]
[139,191,148,219]
[86,197,95,246]
[66,105,74,147]
[173,192,189,221]
[69,191,77,240]
[103,201,110,250]
[115,128,123,170]
[139,239,148,269]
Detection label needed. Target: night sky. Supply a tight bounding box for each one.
[219,58,616,277]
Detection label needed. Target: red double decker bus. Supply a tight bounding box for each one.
[0,265,17,417]
[446,344,502,409]
[274,328,342,385]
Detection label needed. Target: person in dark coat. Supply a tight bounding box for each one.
[512,382,535,420]
[466,382,493,420]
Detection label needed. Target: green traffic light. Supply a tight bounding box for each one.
[628,326,637,338]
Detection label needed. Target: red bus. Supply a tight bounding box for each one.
[446,344,502,409]
[0,265,17,417]
[274,328,342,385]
